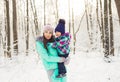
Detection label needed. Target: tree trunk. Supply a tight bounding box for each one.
[12,0,18,54]
[44,0,46,25]
[85,0,91,47]
[5,0,11,58]
[104,0,109,57]
[72,8,76,54]
[89,4,93,46]
[26,0,29,55]
[30,0,39,38]
[51,0,59,24]
[0,22,3,55]
[96,0,101,31]
[109,0,114,56]
[96,0,102,38]
[56,0,58,23]
[114,0,120,23]
[96,0,104,51]
[68,0,71,33]
[56,0,58,18]
[75,11,85,35]
[32,0,39,35]
[100,0,104,48]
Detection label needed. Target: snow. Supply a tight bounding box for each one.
[0,0,120,82]
[0,52,120,82]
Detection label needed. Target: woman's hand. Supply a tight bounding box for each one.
[64,57,70,65]
[59,57,66,62]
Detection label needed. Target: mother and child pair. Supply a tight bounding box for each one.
[44,19,71,78]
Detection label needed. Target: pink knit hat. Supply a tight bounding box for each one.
[43,24,54,33]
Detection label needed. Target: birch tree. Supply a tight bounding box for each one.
[100,0,104,48]
[44,0,46,25]
[26,0,29,55]
[114,0,120,23]
[4,0,11,57]
[104,0,109,57]
[109,0,114,56]
[12,0,18,54]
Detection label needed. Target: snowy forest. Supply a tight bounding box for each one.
[0,0,120,57]
[0,0,120,82]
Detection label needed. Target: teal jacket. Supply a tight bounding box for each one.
[36,36,66,82]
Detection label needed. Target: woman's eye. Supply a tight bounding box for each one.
[49,32,52,34]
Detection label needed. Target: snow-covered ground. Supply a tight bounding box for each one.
[0,52,120,82]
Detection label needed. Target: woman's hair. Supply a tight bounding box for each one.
[43,34,55,51]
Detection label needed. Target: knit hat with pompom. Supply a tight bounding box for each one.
[55,19,65,34]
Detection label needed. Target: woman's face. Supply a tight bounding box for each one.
[44,31,53,40]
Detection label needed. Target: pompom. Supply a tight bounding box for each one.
[58,19,65,24]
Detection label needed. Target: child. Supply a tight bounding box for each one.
[52,19,71,78]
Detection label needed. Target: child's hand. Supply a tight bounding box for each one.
[59,57,66,63]
[64,57,70,65]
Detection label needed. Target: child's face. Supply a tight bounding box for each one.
[55,31,61,37]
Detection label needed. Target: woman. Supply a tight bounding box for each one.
[36,24,67,82]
